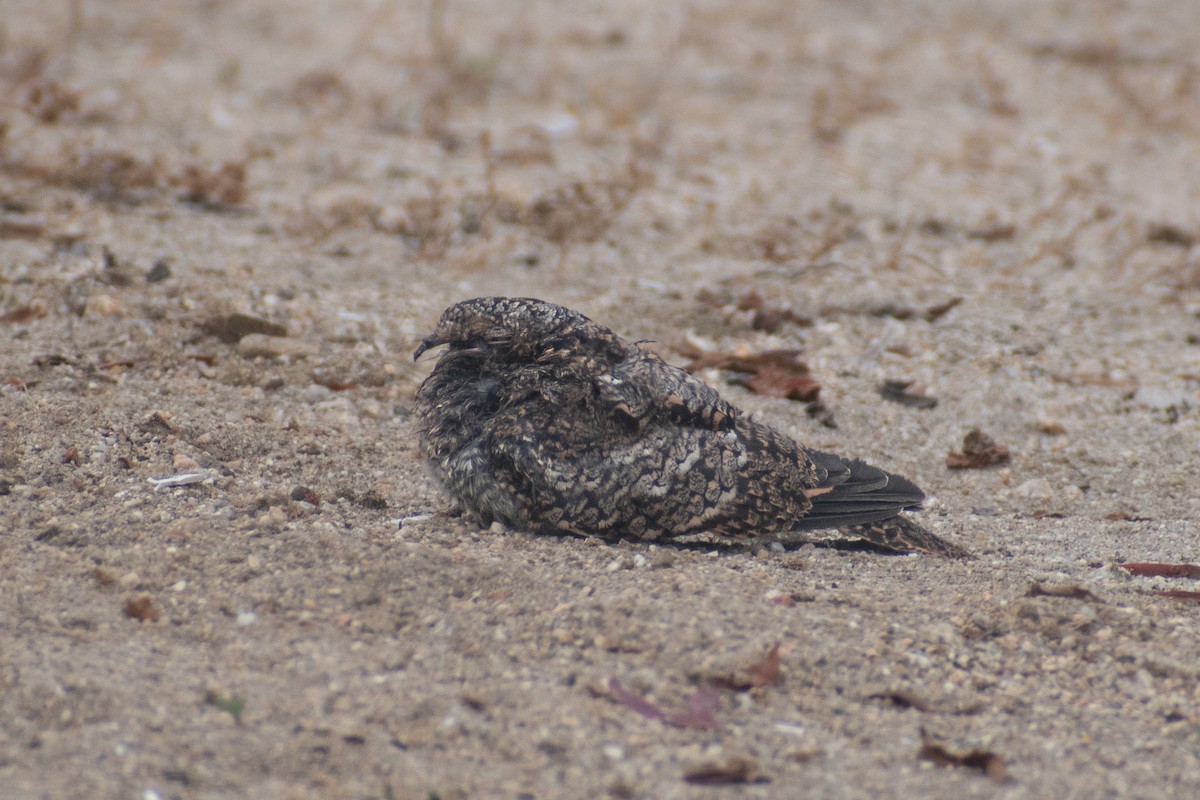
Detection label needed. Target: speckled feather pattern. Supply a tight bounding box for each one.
[414,297,966,556]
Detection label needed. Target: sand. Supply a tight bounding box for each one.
[2,1,1200,798]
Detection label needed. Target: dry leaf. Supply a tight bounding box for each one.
[946,429,1010,469]
[123,594,160,622]
[175,160,248,207]
[0,302,48,325]
[919,732,1009,782]
[878,380,938,409]
[683,754,761,785]
[202,312,288,343]
[1149,590,1200,602]
[1103,511,1151,521]
[684,348,822,403]
[697,289,813,333]
[0,214,47,240]
[607,679,721,730]
[1120,562,1200,579]
[867,690,932,711]
[712,642,782,690]
[923,296,964,321]
[870,297,962,322]
[668,686,721,730]
[732,361,821,402]
[1147,223,1195,247]
[745,642,782,687]
[608,677,667,723]
[1027,582,1098,601]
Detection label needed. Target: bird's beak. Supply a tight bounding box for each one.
[413,332,444,361]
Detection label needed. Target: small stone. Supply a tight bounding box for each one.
[1013,477,1054,502]
[236,334,319,359]
[301,384,332,403]
[145,261,171,283]
[1037,418,1066,435]
[602,743,624,760]
[91,567,118,586]
[203,312,287,343]
[84,294,125,317]
[173,453,200,471]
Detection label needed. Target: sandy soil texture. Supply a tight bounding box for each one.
[3,1,1200,798]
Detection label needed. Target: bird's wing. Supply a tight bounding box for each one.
[484,402,817,540]
[788,451,926,530]
[596,349,740,432]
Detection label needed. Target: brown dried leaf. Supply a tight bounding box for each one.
[64,149,162,201]
[0,302,48,324]
[870,297,962,322]
[733,362,821,401]
[202,312,288,343]
[682,755,760,785]
[1025,40,1125,66]
[946,429,1010,469]
[918,732,1009,781]
[0,214,47,240]
[967,223,1017,242]
[878,380,938,409]
[711,642,782,690]
[923,296,964,321]
[22,80,81,123]
[123,594,160,622]
[607,679,720,730]
[1149,590,1200,602]
[1147,223,1195,247]
[867,690,932,711]
[684,348,822,405]
[697,290,813,332]
[1103,511,1151,521]
[175,160,248,207]
[1121,562,1200,579]
[608,678,667,723]
[1027,582,1098,601]
[745,642,782,687]
[667,686,721,730]
[139,410,177,435]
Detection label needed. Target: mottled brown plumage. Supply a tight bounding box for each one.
[413,297,966,556]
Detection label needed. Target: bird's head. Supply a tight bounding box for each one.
[413,297,621,363]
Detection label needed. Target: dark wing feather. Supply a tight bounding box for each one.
[791,453,925,530]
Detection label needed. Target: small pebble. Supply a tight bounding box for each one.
[84,294,125,317]
[236,334,319,359]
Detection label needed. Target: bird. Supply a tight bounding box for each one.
[412,297,966,557]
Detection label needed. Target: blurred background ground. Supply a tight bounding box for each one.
[2,1,1199,798]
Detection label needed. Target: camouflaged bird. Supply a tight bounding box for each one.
[413,297,966,557]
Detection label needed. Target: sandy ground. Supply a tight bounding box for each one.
[3,1,1200,798]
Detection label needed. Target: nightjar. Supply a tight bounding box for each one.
[413,297,965,556]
